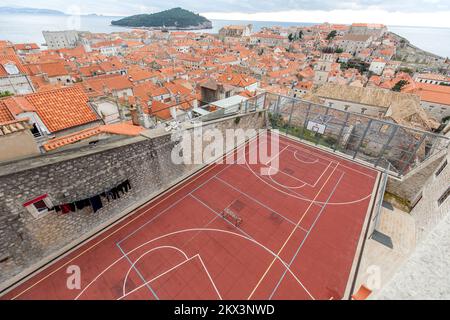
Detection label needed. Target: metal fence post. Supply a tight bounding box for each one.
[353,119,372,159]
[400,133,427,175]
[286,99,295,136]
[301,103,312,139]
[275,94,281,115]
[334,112,350,152]
[374,125,398,168]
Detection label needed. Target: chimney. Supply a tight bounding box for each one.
[129,106,140,126]
[135,97,149,128]
[102,84,109,96]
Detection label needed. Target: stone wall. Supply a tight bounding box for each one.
[0,110,266,290]
[409,151,450,242]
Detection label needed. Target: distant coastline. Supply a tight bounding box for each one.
[110,24,213,31]
[0,13,448,57]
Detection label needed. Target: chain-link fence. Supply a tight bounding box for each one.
[265,92,450,178]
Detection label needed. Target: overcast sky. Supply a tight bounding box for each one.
[3,0,450,28]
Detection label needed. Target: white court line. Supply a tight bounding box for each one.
[75,228,314,300]
[268,171,345,300]
[292,150,319,164]
[267,166,307,190]
[247,162,339,300]
[265,157,334,188]
[283,141,377,179]
[189,194,253,239]
[213,176,308,233]
[118,254,200,300]
[264,145,289,165]
[243,159,372,206]
[268,134,375,179]
[116,243,159,300]
[197,255,223,300]
[122,246,189,296]
[248,137,334,189]
[117,138,257,246]
[10,133,265,300]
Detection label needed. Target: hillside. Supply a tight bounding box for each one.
[0,6,65,15]
[111,7,212,30]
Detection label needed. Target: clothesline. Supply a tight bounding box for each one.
[52,179,132,215]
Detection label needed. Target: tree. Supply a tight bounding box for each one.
[288,33,294,42]
[0,91,13,98]
[392,80,409,92]
[326,30,337,41]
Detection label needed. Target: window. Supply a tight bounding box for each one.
[23,195,54,219]
[438,187,450,206]
[3,62,19,75]
[30,123,42,137]
[435,159,448,177]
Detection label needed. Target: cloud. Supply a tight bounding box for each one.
[203,9,450,28]
[2,0,449,26]
[3,0,450,15]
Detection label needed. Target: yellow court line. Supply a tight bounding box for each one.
[247,161,340,300]
[9,133,263,300]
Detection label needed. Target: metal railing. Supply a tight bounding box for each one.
[147,91,449,178]
[369,165,390,237]
[264,92,450,178]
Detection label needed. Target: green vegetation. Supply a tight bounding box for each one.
[288,30,303,42]
[234,116,241,125]
[392,80,409,92]
[384,191,411,212]
[326,30,337,40]
[340,59,369,73]
[268,113,338,149]
[111,7,211,29]
[398,67,414,75]
[0,91,13,98]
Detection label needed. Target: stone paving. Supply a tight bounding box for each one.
[353,204,416,297]
[377,210,450,299]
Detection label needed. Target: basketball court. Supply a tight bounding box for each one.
[1,131,379,300]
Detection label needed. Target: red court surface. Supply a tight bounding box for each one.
[1,131,379,300]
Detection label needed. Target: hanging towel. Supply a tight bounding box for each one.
[89,195,103,213]
[61,204,71,214]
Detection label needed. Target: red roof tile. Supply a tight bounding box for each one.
[25,86,99,133]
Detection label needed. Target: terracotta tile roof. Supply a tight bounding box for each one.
[14,43,40,51]
[83,75,133,96]
[101,122,144,136]
[25,62,69,77]
[42,126,101,151]
[25,86,99,133]
[217,73,257,88]
[1,96,36,115]
[0,99,15,123]
[403,82,450,106]
[41,122,144,151]
[0,55,28,76]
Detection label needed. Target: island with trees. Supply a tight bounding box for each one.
[111,7,212,30]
